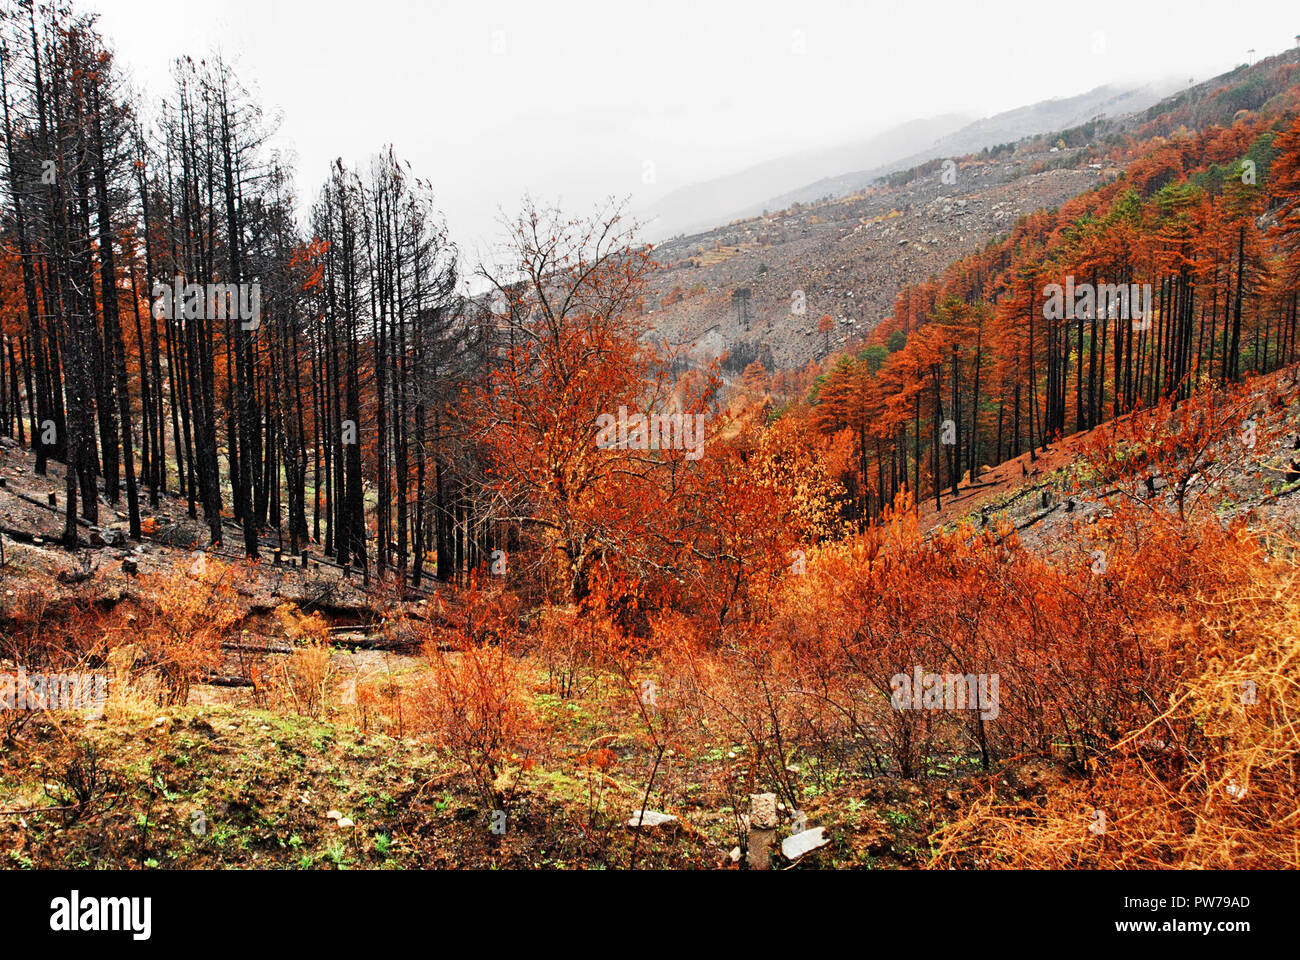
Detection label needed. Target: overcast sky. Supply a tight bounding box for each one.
[85,0,1300,268]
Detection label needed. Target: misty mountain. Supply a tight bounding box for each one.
[643,80,1185,240]
[638,114,971,240]
[761,80,1187,211]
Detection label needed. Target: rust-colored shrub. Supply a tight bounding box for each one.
[137,558,237,705]
[931,545,1300,868]
[414,639,539,811]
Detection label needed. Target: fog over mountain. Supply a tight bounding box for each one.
[639,80,1186,241]
[636,114,971,240]
[82,0,1284,258]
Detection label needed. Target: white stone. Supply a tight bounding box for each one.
[627,810,677,828]
[781,827,829,861]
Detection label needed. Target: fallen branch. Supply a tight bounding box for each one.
[198,673,257,688]
[221,641,294,655]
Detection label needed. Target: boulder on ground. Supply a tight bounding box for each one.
[627,810,677,828]
[781,827,829,861]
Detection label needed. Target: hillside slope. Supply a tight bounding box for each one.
[641,48,1300,374]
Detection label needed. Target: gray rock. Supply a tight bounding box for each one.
[627,810,677,828]
[781,827,829,861]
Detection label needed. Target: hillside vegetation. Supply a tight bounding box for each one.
[1,5,1299,870]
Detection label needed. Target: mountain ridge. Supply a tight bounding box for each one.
[640,79,1184,240]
